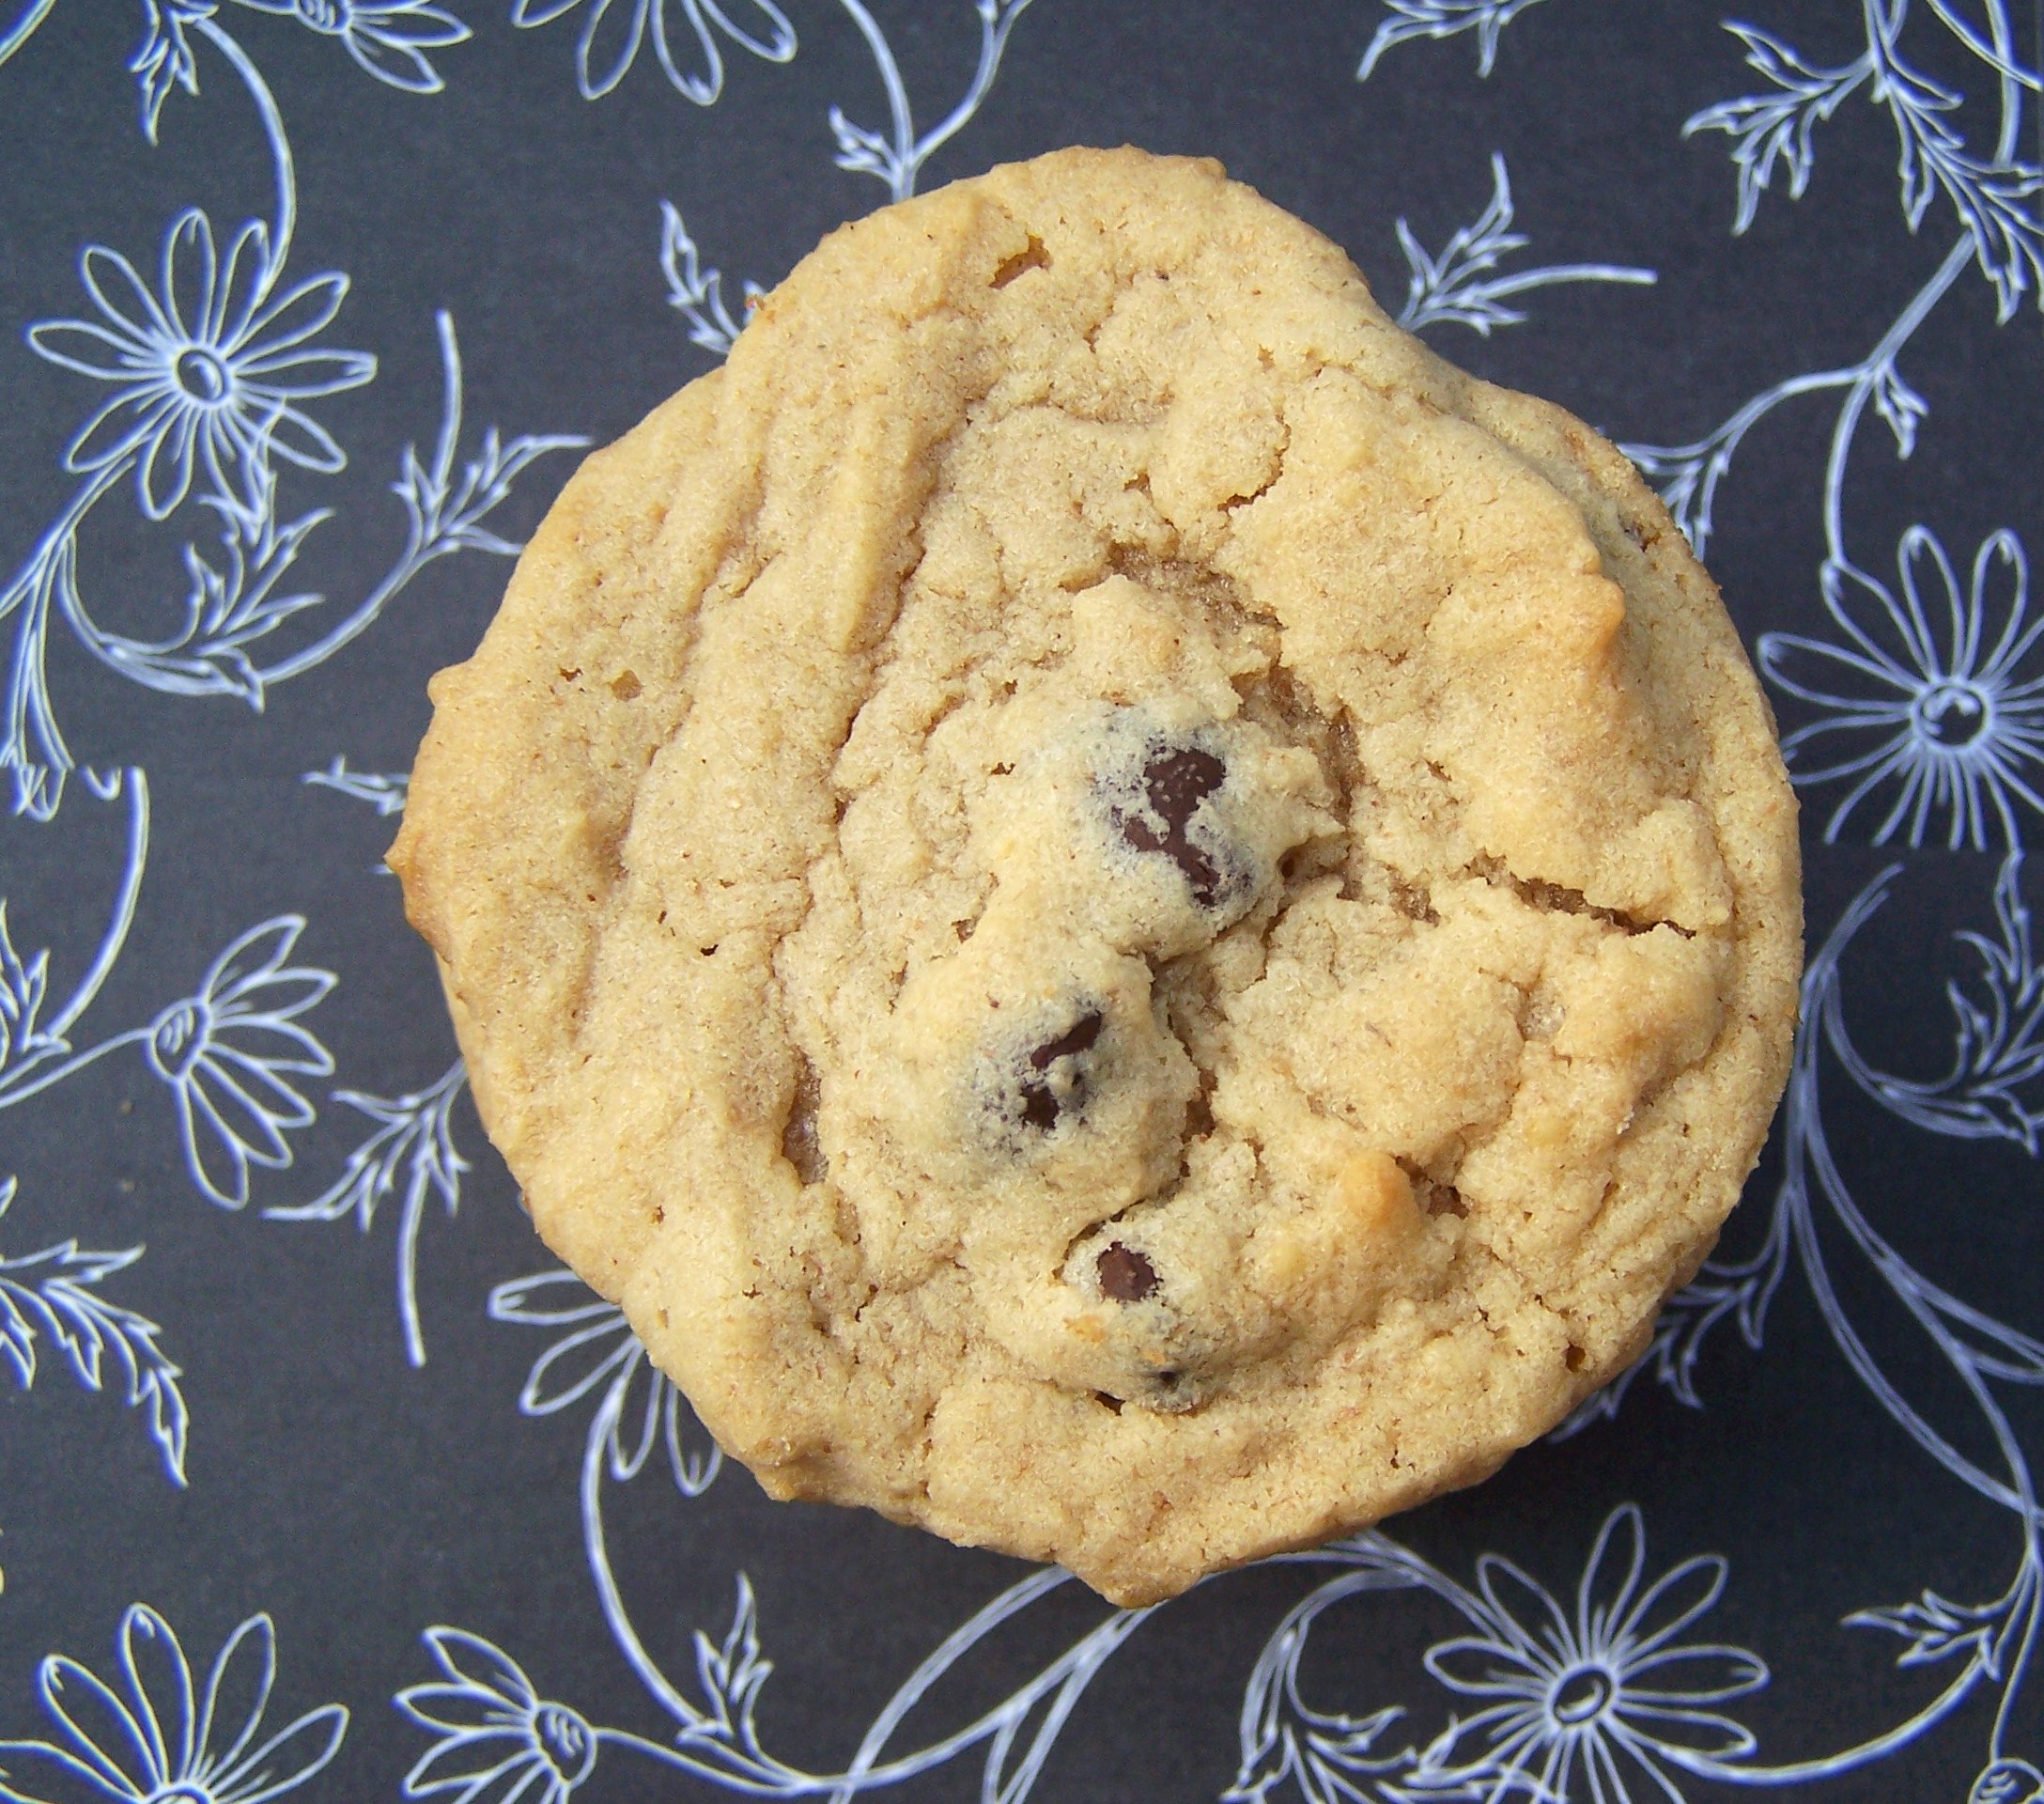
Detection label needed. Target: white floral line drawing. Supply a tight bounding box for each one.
[1567,2,2039,852]
[1228,1504,1775,1804]
[828,0,1036,203]
[489,1270,723,1505]
[511,0,796,104]
[652,0,1037,359]
[268,1060,469,1368]
[226,0,472,95]
[0,768,147,1091]
[0,754,478,1369]
[0,0,54,70]
[0,765,342,1210]
[1685,4,2042,321]
[459,1257,2039,1800]
[1360,0,2044,328]
[120,0,473,120]
[464,1267,1158,1802]
[659,203,761,357]
[0,759,474,1363]
[0,1175,188,1485]
[636,5,1040,344]
[3,2,583,822]
[658,147,1655,374]
[302,754,409,817]
[0,1602,347,1804]
[1758,525,2044,850]
[1357,0,1550,83]
[1616,230,1961,566]
[1562,861,2044,1796]
[1842,852,2044,1151]
[1364,5,2041,850]
[399,1561,1144,1802]
[519,0,1031,203]
[267,763,488,1368]
[116,0,472,135]
[400,1473,2012,1804]
[288,760,491,1366]
[1624,0,2038,528]
[1391,152,1655,336]
[0,903,336,1212]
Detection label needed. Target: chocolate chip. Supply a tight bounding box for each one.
[1115,746,1229,905]
[1029,1011,1104,1069]
[1097,1241,1158,1301]
[1017,1010,1104,1131]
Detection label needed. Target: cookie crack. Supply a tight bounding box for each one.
[1466,855,1689,940]
[1218,413,1292,516]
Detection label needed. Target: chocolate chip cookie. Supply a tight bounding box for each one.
[390,147,1801,1606]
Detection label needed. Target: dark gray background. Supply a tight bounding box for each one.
[2,2,2040,1799]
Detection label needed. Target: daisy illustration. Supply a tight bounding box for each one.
[145,916,336,1208]
[1416,1503,1768,1802]
[509,0,794,101]
[1759,527,2044,849]
[488,1267,722,1497]
[0,1604,345,1804]
[27,209,374,521]
[228,0,470,92]
[397,1632,597,1804]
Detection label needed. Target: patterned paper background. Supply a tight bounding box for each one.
[1,2,2040,1799]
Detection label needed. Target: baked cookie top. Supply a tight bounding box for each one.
[391,147,1801,1606]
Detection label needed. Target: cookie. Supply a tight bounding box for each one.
[390,147,1802,1607]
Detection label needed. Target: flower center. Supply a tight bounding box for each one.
[148,1786,213,1804]
[147,1001,212,1082]
[172,348,231,405]
[294,0,351,31]
[1913,679,1991,749]
[1548,1664,1615,1727]
[532,1703,597,1787]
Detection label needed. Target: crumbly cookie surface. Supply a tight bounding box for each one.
[391,147,1801,1606]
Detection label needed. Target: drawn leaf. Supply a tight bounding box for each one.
[0,1225,188,1484]
[1683,24,1871,233]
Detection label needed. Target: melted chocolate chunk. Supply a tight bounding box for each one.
[1114,745,1231,906]
[1017,1010,1104,1131]
[1097,1241,1159,1301]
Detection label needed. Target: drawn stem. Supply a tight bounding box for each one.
[193,16,296,288]
[582,1389,1150,1796]
[582,1382,713,1732]
[836,0,1031,201]
[0,0,54,68]
[1823,234,1975,568]
[1471,262,1656,299]
[1925,0,2043,102]
[909,1,1030,191]
[255,316,460,686]
[0,1028,147,1110]
[0,461,129,636]
[428,308,461,502]
[41,768,149,1044]
[837,0,916,198]
[396,1161,429,1369]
